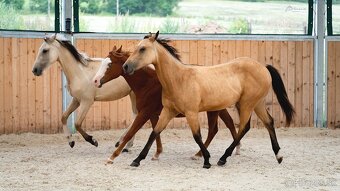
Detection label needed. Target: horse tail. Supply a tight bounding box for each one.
[266,65,295,126]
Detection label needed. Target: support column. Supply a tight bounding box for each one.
[314,0,326,127]
[61,0,76,133]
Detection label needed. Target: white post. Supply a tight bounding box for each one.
[61,0,76,133]
[314,0,326,127]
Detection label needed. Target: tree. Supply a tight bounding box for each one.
[29,0,55,13]
[2,0,24,10]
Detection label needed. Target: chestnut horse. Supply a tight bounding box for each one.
[123,31,295,168]
[32,34,137,150]
[92,45,240,163]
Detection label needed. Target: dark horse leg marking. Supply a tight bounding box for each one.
[218,119,250,166]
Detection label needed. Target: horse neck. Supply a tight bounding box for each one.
[122,68,157,95]
[57,48,87,82]
[153,45,185,93]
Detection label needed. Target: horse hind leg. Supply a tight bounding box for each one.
[254,100,283,164]
[61,98,80,148]
[220,108,241,155]
[218,105,252,166]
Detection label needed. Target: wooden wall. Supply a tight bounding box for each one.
[0,37,63,134]
[327,41,340,128]
[0,37,315,134]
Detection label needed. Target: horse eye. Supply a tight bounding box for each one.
[108,63,112,67]
[42,49,49,53]
[139,47,146,53]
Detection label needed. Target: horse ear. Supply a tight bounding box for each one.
[154,31,159,40]
[117,45,122,52]
[149,31,159,42]
[112,45,117,51]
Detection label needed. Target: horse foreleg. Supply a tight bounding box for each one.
[75,101,98,147]
[106,113,149,164]
[192,111,218,160]
[130,107,178,167]
[61,98,80,148]
[150,116,162,160]
[115,91,139,151]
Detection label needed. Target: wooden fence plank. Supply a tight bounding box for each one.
[287,41,296,126]
[309,41,314,127]
[4,38,13,133]
[189,40,198,65]
[12,38,20,133]
[295,42,303,127]
[0,38,4,134]
[19,38,29,132]
[335,42,340,126]
[302,41,311,126]
[327,42,336,127]
[34,39,44,133]
[279,41,288,127]
[27,38,36,132]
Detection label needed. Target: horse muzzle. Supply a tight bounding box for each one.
[122,63,135,75]
[32,67,43,76]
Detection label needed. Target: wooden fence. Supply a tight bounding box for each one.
[327,41,340,128]
[0,37,315,134]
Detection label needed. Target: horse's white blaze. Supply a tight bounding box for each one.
[93,57,111,87]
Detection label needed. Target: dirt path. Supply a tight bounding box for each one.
[0,127,339,190]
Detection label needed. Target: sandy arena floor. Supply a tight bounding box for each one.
[0,127,339,191]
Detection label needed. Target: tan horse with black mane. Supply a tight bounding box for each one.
[32,34,137,151]
[123,31,295,168]
[92,45,240,163]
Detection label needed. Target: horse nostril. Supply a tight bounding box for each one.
[33,68,37,73]
[94,79,97,83]
[123,64,128,71]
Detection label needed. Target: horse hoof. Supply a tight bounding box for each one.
[122,149,129,153]
[151,156,159,161]
[217,159,226,166]
[190,155,201,160]
[93,139,98,147]
[69,141,75,148]
[277,156,283,164]
[203,163,211,169]
[276,151,283,164]
[105,159,114,165]
[115,142,120,148]
[130,161,140,167]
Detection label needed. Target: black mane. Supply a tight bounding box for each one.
[144,35,181,62]
[56,39,87,65]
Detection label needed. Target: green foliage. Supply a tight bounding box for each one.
[29,0,55,13]
[1,0,24,10]
[228,18,250,34]
[160,17,181,33]
[0,1,24,29]
[81,0,180,16]
[108,15,137,33]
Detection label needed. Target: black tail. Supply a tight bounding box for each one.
[266,65,295,126]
